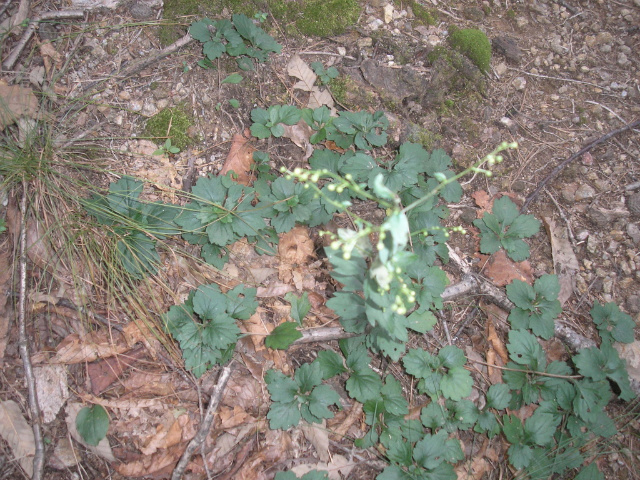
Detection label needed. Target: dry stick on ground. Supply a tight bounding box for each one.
[18,182,45,480]
[521,118,640,214]
[80,33,195,94]
[2,10,85,70]
[171,363,234,480]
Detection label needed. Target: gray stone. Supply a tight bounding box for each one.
[627,192,640,216]
[618,53,629,66]
[492,36,522,63]
[574,184,595,201]
[627,223,640,245]
[462,6,484,22]
[129,2,154,20]
[588,206,630,227]
[628,295,640,314]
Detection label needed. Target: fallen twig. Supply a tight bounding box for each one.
[522,118,640,213]
[80,32,195,94]
[171,363,234,480]
[18,182,45,479]
[2,10,85,70]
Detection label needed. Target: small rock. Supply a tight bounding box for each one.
[628,295,640,314]
[337,46,346,56]
[512,76,526,90]
[114,115,123,126]
[516,17,528,28]
[494,62,508,76]
[492,36,522,63]
[118,90,131,101]
[627,223,640,245]
[156,99,169,110]
[512,180,526,192]
[142,100,157,116]
[618,53,629,66]
[610,230,626,242]
[383,4,394,23]
[586,234,598,254]
[129,2,154,20]
[462,6,485,22]
[358,36,374,47]
[627,192,640,216]
[574,184,595,201]
[561,184,577,203]
[459,207,477,224]
[129,100,143,112]
[595,32,614,45]
[584,35,595,47]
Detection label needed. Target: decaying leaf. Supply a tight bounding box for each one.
[476,250,533,287]
[308,87,335,111]
[282,120,314,160]
[35,364,70,423]
[44,329,130,364]
[220,130,256,185]
[0,400,35,477]
[291,454,354,480]
[471,189,491,211]
[455,457,490,480]
[39,42,63,75]
[279,226,315,265]
[543,216,579,306]
[614,341,640,390]
[113,443,187,477]
[288,54,317,92]
[257,283,294,297]
[88,346,146,395]
[301,420,330,461]
[0,80,39,131]
[65,402,116,462]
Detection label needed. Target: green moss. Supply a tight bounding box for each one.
[296,0,360,37]
[410,1,438,26]
[329,76,374,110]
[506,9,517,20]
[406,125,442,151]
[144,107,195,150]
[447,27,491,73]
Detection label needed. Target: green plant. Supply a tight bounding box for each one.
[0,217,6,234]
[164,283,258,377]
[310,61,338,85]
[84,176,180,278]
[265,360,341,429]
[507,274,562,339]
[250,105,302,138]
[473,196,541,261]
[295,0,360,37]
[189,14,282,70]
[152,138,181,156]
[145,107,194,151]
[76,405,109,446]
[447,27,492,73]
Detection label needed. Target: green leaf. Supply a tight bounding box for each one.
[346,368,383,403]
[574,463,605,480]
[524,411,555,446]
[307,384,341,421]
[440,366,473,401]
[265,369,298,403]
[189,19,214,42]
[76,405,110,446]
[380,375,408,416]
[438,345,466,369]
[228,98,240,108]
[574,347,608,381]
[266,322,302,350]
[507,330,546,368]
[203,40,226,60]
[285,292,312,326]
[508,443,533,470]
[403,348,439,379]
[590,301,635,344]
[506,280,536,310]
[405,310,437,333]
[295,362,323,393]
[486,383,512,410]
[413,430,448,470]
[267,398,301,429]
[315,350,346,379]
[502,414,524,443]
[222,73,243,84]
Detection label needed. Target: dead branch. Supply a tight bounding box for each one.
[79,32,195,94]
[522,118,640,213]
[0,0,29,37]
[171,364,234,480]
[18,182,45,479]
[2,10,85,70]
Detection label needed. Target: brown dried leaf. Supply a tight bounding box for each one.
[471,190,491,210]
[476,250,533,287]
[50,329,129,364]
[220,130,255,185]
[487,318,509,364]
[282,121,315,160]
[0,400,35,477]
[139,414,189,455]
[308,86,335,111]
[219,405,251,429]
[543,216,579,306]
[455,457,489,480]
[279,226,315,265]
[88,346,146,395]
[288,54,317,91]
[35,364,69,423]
[301,420,330,461]
[0,81,39,130]
[114,443,186,477]
[256,283,294,297]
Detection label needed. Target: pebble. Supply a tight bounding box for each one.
[595,32,613,45]
[627,223,640,245]
[494,62,507,76]
[618,53,629,66]
[358,36,374,47]
[129,100,142,112]
[587,234,598,254]
[574,184,595,201]
[119,90,131,101]
[512,77,526,90]
[627,295,640,314]
[156,99,169,110]
[142,100,157,116]
[129,2,154,20]
[627,192,640,216]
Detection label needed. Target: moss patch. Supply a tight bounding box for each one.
[447,27,491,73]
[329,75,375,110]
[296,0,361,37]
[144,107,195,150]
[410,0,438,26]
